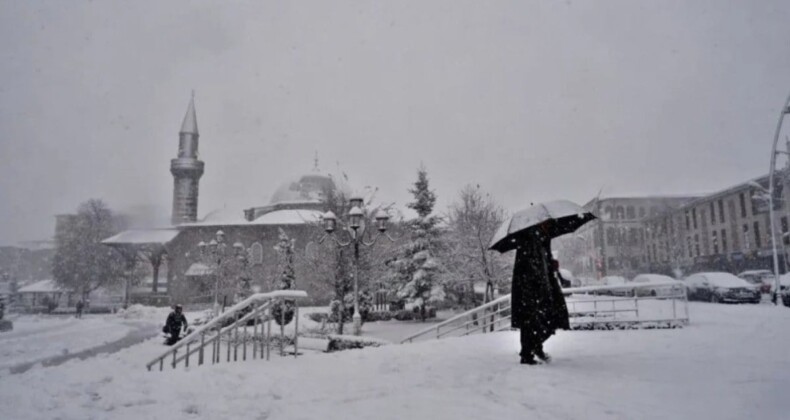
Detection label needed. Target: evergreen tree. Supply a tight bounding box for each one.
[388,165,445,321]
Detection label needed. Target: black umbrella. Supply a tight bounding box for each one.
[488,200,596,253]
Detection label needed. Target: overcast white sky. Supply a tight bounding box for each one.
[1,0,790,245]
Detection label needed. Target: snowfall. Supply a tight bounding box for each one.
[1,302,789,420]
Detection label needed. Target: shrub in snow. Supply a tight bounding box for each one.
[272,300,296,326]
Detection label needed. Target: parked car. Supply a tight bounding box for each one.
[684,272,761,304]
[600,276,629,296]
[631,274,684,297]
[774,273,790,295]
[737,270,774,294]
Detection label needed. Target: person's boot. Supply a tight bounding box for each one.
[535,348,551,363]
[520,355,538,365]
[534,346,551,363]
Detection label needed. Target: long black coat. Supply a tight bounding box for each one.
[510,237,569,339]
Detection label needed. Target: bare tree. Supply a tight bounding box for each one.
[444,185,510,307]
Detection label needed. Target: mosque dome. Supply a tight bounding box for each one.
[268,173,350,206]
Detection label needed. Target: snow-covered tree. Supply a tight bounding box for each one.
[387,165,445,321]
[52,199,137,297]
[445,184,510,308]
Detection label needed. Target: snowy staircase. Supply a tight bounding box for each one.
[400,295,513,344]
[146,290,308,371]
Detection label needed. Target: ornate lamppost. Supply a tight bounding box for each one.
[319,195,396,335]
[197,230,230,315]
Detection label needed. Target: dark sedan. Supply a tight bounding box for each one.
[685,272,761,304]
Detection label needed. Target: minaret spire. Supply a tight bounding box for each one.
[171,93,205,225]
[180,90,198,135]
[313,150,320,172]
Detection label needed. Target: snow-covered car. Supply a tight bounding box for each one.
[772,273,790,295]
[558,268,574,287]
[737,270,774,294]
[630,274,684,297]
[685,272,761,304]
[600,276,629,296]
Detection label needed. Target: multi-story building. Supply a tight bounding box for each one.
[644,173,789,276]
[559,196,697,281]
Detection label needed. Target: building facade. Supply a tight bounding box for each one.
[558,196,696,281]
[643,173,790,277]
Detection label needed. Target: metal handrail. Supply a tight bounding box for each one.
[400,294,512,343]
[400,281,690,344]
[146,289,307,371]
[170,300,274,367]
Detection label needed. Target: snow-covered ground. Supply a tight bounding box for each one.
[1,302,789,419]
[0,315,136,372]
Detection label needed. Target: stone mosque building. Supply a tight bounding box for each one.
[103,97,347,306]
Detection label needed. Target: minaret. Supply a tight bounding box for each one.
[170,93,204,225]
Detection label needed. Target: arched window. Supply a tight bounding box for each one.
[616,206,625,220]
[626,206,636,220]
[250,242,263,265]
[304,242,318,260]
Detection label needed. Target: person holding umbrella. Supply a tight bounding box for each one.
[489,200,595,365]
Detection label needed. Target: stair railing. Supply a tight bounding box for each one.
[400,294,512,344]
[146,289,307,371]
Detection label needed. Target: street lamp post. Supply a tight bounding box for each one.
[319,196,396,335]
[764,92,790,305]
[197,230,229,315]
[197,231,255,315]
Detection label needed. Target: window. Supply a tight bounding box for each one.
[616,206,625,220]
[740,193,747,218]
[743,224,750,250]
[710,202,716,224]
[783,217,789,246]
[250,242,264,265]
[626,206,636,220]
[712,231,719,254]
[628,228,639,246]
[653,244,658,262]
[695,234,700,257]
[692,208,698,230]
[604,206,613,220]
[685,211,691,230]
[721,229,728,253]
[639,207,646,218]
[718,200,725,224]
[754,221,761,248]
[607,228,617,246]
[687,237,693,258]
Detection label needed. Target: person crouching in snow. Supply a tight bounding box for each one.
[164,304,188,345]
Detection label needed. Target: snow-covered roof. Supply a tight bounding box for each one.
[102,229,180,245]
[182,209,322,227]
[251,209,322,225]
[18,279,69,293]
[185,263,214,276]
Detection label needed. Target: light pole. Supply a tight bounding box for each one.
[319,196,396,335]
[761,92,790,305]
[197,230,229,315]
